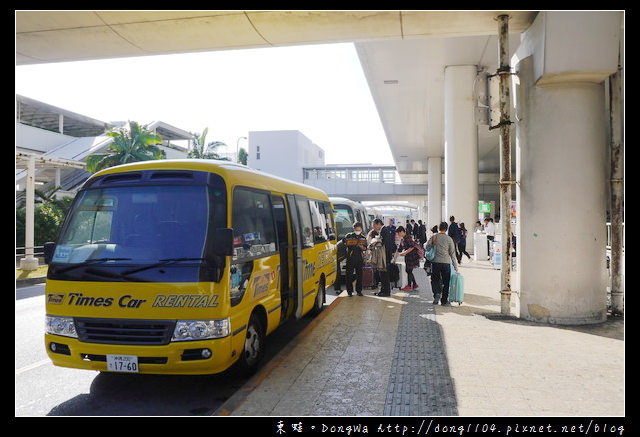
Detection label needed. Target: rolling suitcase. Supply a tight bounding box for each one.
[362,265,376,289]
[449,264,464,305]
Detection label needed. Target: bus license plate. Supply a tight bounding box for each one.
[106,354,139,373]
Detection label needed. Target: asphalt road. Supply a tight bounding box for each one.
[15,283,338,416]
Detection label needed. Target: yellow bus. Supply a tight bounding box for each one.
[43,159,337,375]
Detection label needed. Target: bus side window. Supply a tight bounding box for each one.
[321,201,336,240]
[295,198,314,249]
[232,188,278,259]
[309,200,328,244]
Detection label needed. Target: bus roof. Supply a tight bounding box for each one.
[89,159,331,200]
[329,197,366,208]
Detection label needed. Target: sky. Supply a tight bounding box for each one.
[15,42,394,165]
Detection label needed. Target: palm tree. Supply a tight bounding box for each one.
[188,127,229,160]
[85,121,166,173]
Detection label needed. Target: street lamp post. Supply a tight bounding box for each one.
[236,136,247,163]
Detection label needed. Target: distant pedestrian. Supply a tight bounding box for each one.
[385,218,397,252]
[448,216,462,263]
[393,226,420,291]
[484,217,495,257]
[458,222,471,261]
[410,219,419,240]
[417,220,427,247]
[428,221,459,306]
[474,220,483,233]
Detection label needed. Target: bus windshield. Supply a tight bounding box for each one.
[53,184,211,265]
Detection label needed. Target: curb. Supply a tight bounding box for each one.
[16,277,46,288]
[213,291,346,416]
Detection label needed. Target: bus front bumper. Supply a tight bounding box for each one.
[45,334,236,375]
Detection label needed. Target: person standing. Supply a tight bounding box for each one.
[343,222,367,296]
[385,218,397,252]
[417,220,427,247]
[410,219,419,240]
[484,217,495,258]
[372,218,394,296]
[458,222,471,261]
[393,226,420,291]
[428,222,459,306]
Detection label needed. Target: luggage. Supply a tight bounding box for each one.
[449,265,464,305]
[362,265,376,289]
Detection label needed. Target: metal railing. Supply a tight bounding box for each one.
[15,245,45,267]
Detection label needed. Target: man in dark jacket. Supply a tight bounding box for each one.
[372,218,395,296]
[343,222,367,296]
[448,216,462,263]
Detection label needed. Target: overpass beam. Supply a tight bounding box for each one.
[444,65,479,245]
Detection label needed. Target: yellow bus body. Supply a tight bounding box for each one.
[44,159,337,375]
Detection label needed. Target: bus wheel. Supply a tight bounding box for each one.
[311,278,325,315]
[238,313,265,375]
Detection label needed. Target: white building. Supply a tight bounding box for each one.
[15,95,193,270]
[247,130,325,183]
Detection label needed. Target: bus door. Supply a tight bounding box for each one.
[286,194,305,319]
[272,195,293,322]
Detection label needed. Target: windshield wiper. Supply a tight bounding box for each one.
[56,257,132,273]
[121,257,208,276]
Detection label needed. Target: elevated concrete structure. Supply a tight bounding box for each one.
[15,11,624,323]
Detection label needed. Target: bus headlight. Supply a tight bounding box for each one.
[172,318,230,341]
[45,315,78,338]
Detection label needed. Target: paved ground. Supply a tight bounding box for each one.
[18,261,623,417]
[217,259,625,417]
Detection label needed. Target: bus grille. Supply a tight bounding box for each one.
[75,318,176,345]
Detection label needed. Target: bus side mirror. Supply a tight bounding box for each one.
[213,228,234,257]
[44,242,56,264]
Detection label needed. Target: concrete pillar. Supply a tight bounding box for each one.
[19,155,39,270]
[427,156,442,229]
[512,11,620,324]
[444,65,479,240]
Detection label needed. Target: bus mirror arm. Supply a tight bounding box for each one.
[213,228,234,257]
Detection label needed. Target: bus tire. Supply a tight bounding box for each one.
[238,312,265,375]
[310,277,325,316]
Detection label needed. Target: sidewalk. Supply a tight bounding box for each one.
[216,259,625,416]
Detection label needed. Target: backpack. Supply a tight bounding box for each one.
[425,234,438,261]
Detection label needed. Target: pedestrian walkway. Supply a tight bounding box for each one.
[216,259,624,416]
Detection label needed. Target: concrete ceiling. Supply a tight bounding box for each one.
[16,10,539,183]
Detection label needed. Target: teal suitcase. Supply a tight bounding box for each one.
[449,265,464,305]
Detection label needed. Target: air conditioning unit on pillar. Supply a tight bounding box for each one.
[474,73,500,127]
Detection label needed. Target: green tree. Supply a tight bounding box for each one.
[188,127,229,160]
[85,121,165,173]
[16,186,73,247]
[238,147,248,165]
